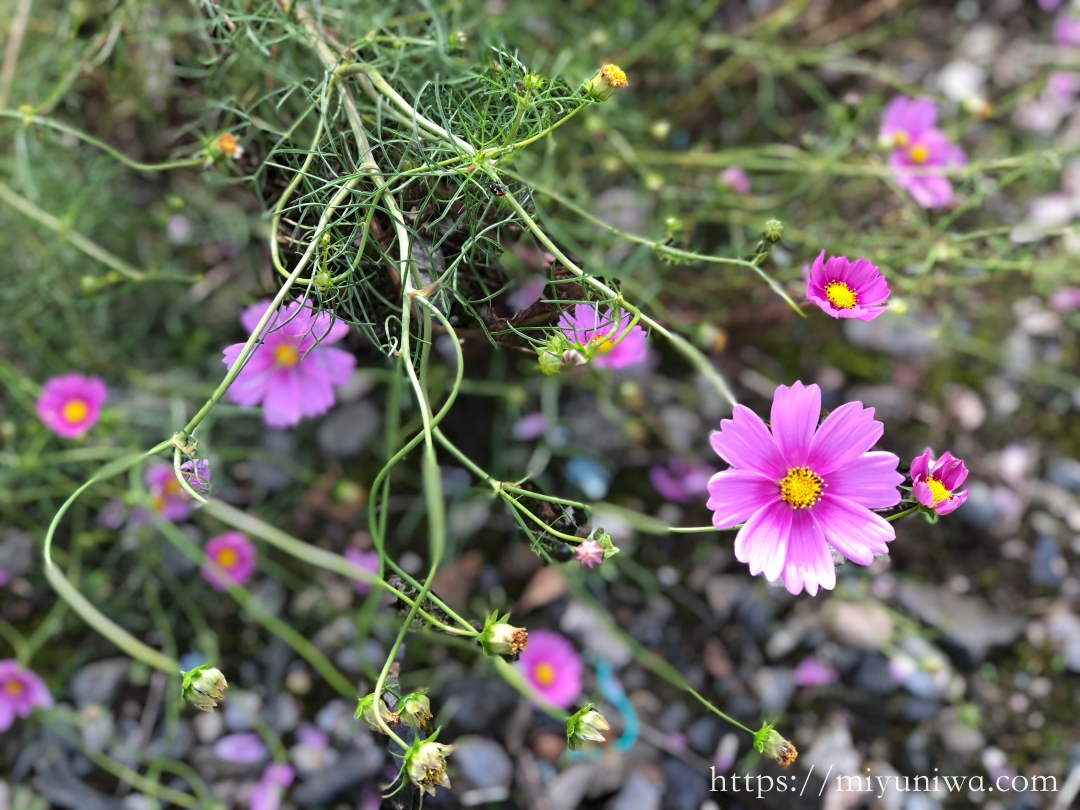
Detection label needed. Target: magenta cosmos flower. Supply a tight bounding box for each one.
[706,382,903,596]
[35,373,106,439]
[344,547,379,595]
[518,629,583,708]
[0,660,53,732]
[879,96,939,149]
[888,129,966,209]
[804,251,890,321]
[222,299,356,428]
[718,167,751,194]
[1054,11,1080,46]
[201,532,257,591]
[558,304,648,370]
[911,449,969,515]
[146,463,194,522]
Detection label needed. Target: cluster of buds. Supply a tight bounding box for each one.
[479,611,528,657]
[581,64,628,102]
[405,738,455,796]
[181,665,227,712]
[566,704,610,750]
[575,528,618,569]
[355,692,398,733]
[754,722,798,766]
[399,690,433,728]
[537,333,587,377]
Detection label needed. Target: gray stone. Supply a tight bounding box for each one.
[0,530,35,578]
[1047,458,1080,492]
[660,758,707,810]
[291,748,385,807]
[250,430,297,492]
[549,763,602,810]
[452,737,513,790]
[685,715,724,758]
[750,668,794,715]
[853,654,895,695]
[956,482,1002,530]
[222,690,263,732]
[1030,535,1068,586]
[315,400,381,459]
[70,658,130,708]
[606,771,664,810]
[897,581,1024,663]
[901,697,943,722]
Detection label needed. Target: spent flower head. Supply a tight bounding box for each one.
[399,690,433,728]
[406,738,455,797]
[354,692,397,733]
[911,449,970,515]
[707,382,903,595]
[181,665,227,712]
[480,611,528,656]
[36,373,107,439]
[754,722,798,766]
[566,703,610,750]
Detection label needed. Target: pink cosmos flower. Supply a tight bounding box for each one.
[35,373,107,439]
[648,457,718,503]
[574,539,604,569]
[518,629,583,708]
[1050,286,1080,311]
[791,656,839,687]
[879,96,939,149]
[706,382,903,596]
[910,449,969,515]
[250,762,295,810]
[804,251,890,321]
[0,660,53,732]
[146,463,194,522]
[222,299,356,428]
[1054,11,1080,46]
[344,547,379,595]
[558,304,648,370]
[214,732,269,764]
[888,129,966,209]
[180,459,212,496]
[718,167,751,194]
[201,532,257,591]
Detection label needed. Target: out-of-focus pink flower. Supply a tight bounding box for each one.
[1054,11,1080,46]
[804,251,890,321]
[648,456,718,503]
[718,167,751,194]
[512,412,548,441]
[792,656,840,687]
[222,299,356,428]
[180,459,212,496]
[558,304,648,370]
[518,629,583,708]
[1040,0,1064,12]
[35,373,106,439]
[1050,286,1080,311]
[344,547,379,595]
[888,129,966,209]
[879,96,938,148]
[706,382,903,596]
[201,532,257,591]
[214,732,268,765]
[574,539,604,569]
[0,660,52,731]
[508,276,548,312]
[0,568,10,588]
[1047,72,1080,106]
[911,449,969,515]
[146,464,194,522]
[250,762,295,810]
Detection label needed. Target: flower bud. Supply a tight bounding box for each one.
[538,349,562,376]
[400,691,432,728]
[582,64,628,102]
[181,665,228,712]
[754,723,797,766]
[406,739,455,796]
[354,693,397,733]
[566,704,610,750]
[480,611,528,656]
[574,539,604,569]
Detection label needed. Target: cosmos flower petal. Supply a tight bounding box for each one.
[782,511,835,596]
[734,500,791,584]
[824,452,903,509]
[302,346,357,385]
[812,494,894,565]
[518,629,583,709]
[934,490,969,515]
[710,406,788,478]
[308,311,350,344]
[770,382,820,466]
[261,369,304,427]
[910,449,932,482]
[240,300,275,335]
[0,698,13,732]
[807,402,884,475]
[706,470,780,528]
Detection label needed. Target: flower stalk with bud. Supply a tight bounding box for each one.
[181,665,228,712]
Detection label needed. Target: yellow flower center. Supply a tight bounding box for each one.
[925,476,951,505]
[893,130,910,148]
[274,344,300,367]
[908,144,929,164]
[779,466,823,509]
[534,662,556,686]
[62,399,89,423]
[217,133,238,157]
[592,334,616,355]
[4,678,23,696]
[216,547,238,568]
[824,280,857,310]
[601,64,627,88]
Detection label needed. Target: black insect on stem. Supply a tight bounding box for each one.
[488,182,507,196]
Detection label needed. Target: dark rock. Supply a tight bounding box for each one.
[452,736,513,790]
[440,677,520,739]
[955,482,1001,530]
[1030,535,1067,586]
[685,714,724,757]
[316,400,382,459]
[1047,457,1080,491]
[660,758,708,810]
[897,581,1024,664]
[852,654,895,695]
[70,659,130,708]
[606,770,664,810]
[902,697,943,722]
[291,748,385,807]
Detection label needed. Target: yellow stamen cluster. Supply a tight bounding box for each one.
[893,130,910,148]
[215,133,243,160]
[779,466,823,509]
[824,280,857,310]
[216,547,239,567]
[535,662,556,686]
[62,399,90,423]
[274,344,300,367]
[5,679,23,696]
[908,144,929,164]
[601,64,627,89]
[925,476,951,505]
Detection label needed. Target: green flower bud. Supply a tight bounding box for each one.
[567,703,610,750]
[581,64,628,102]
[355,693,398,733]
[523,71,544,91]
[406,739,455,796]
[479,611,528,656]
[400,691,432,728]
[763,219,783,243]
[538,349,563,376]
[754,723,797,766]
[181,665,228,712]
